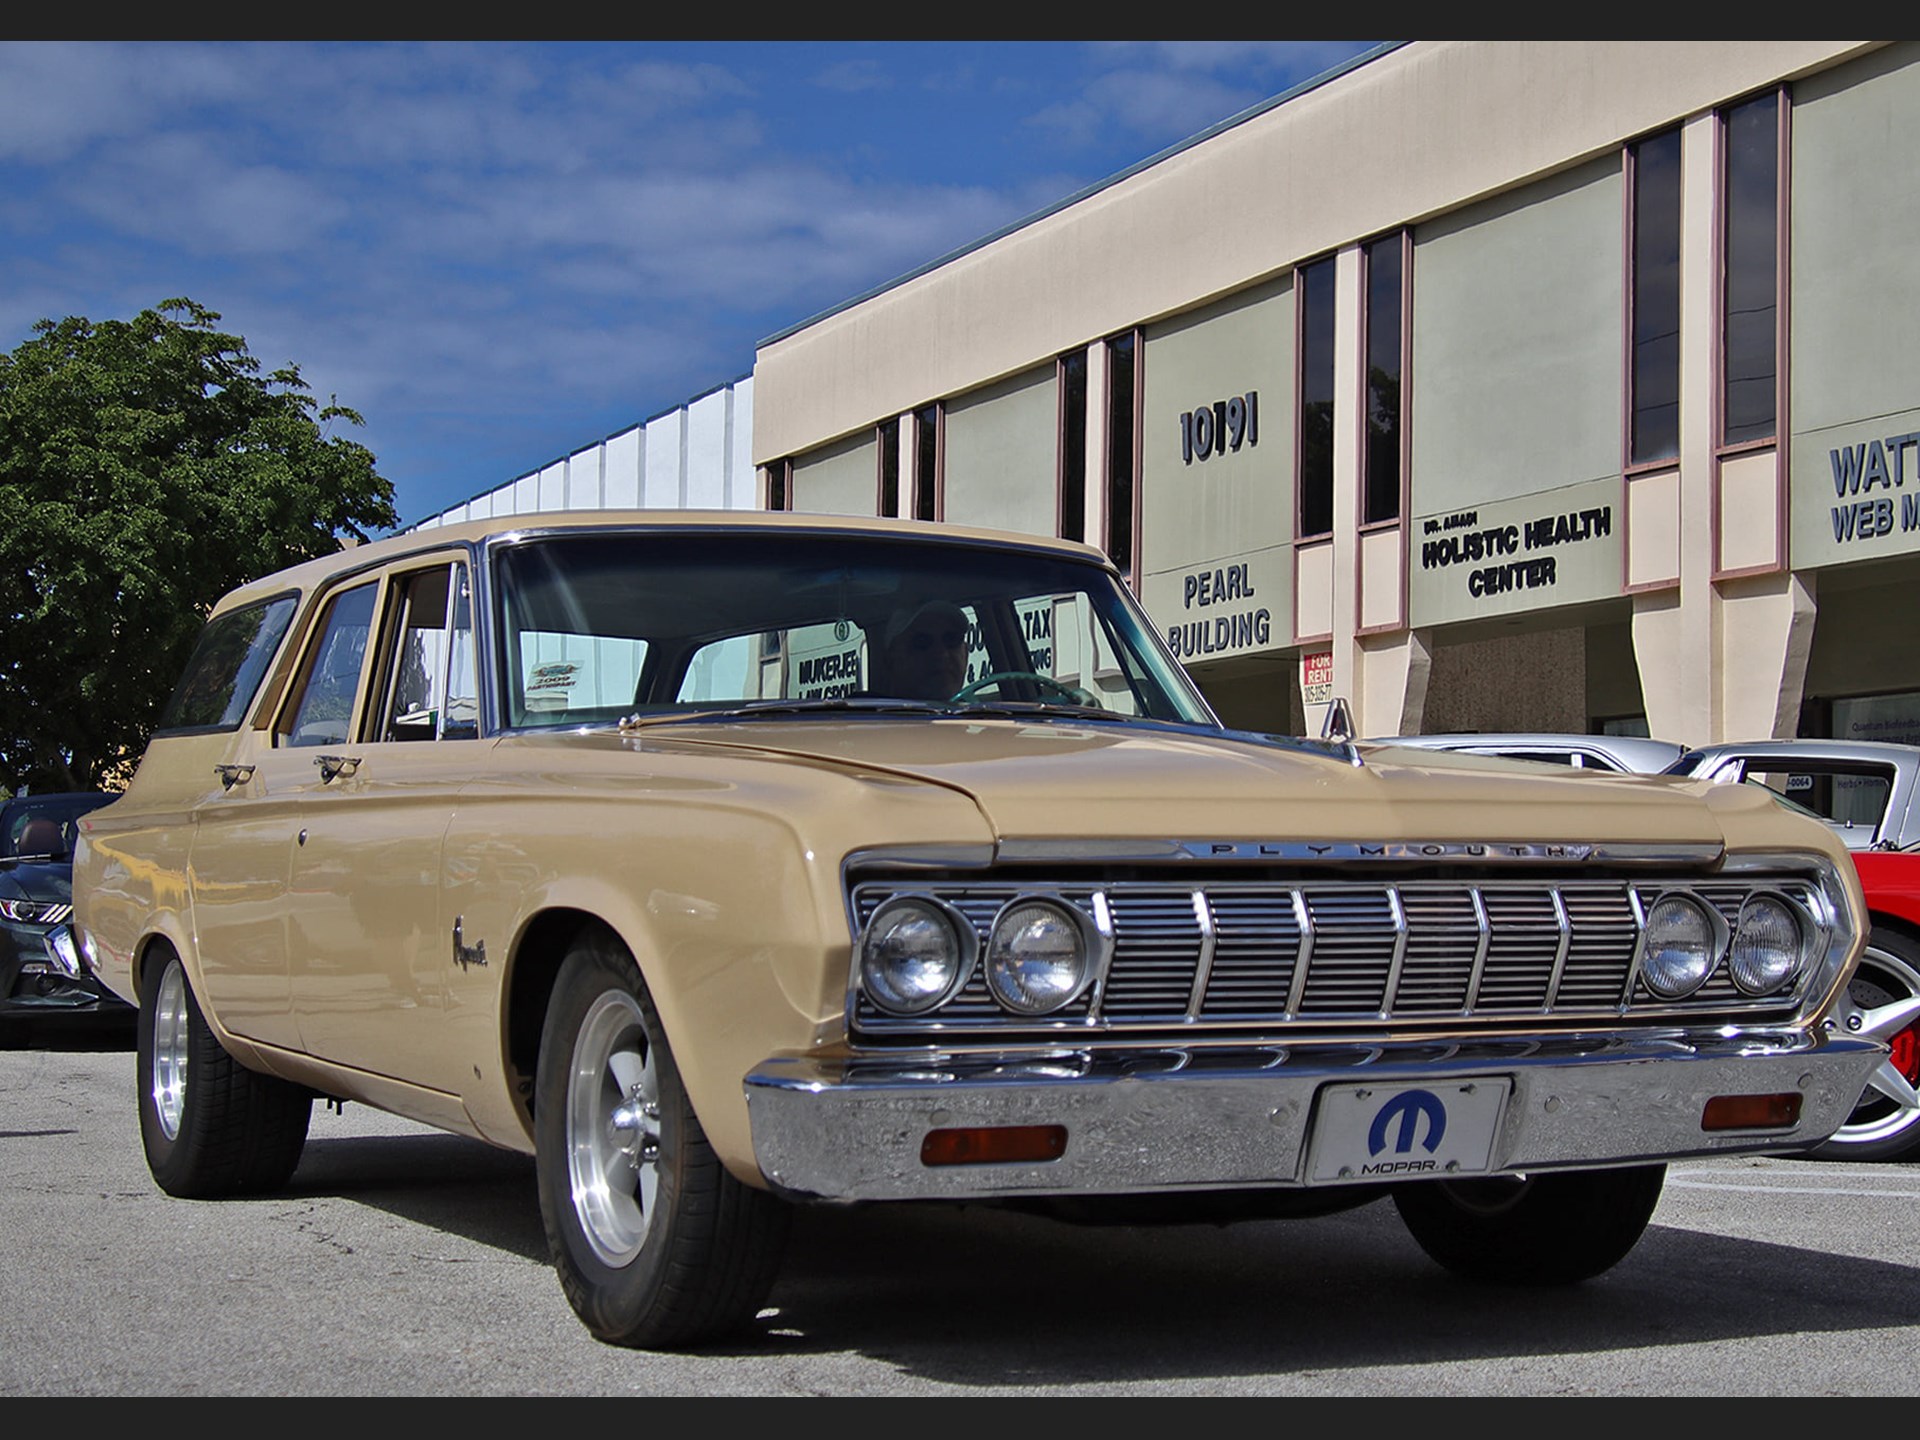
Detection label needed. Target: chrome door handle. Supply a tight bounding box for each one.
[315,754,362,783]
[213,763,256,791]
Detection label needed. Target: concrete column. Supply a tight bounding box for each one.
[1717,570,1818,740]
[1361,627,1434,737]
[1083,341,1109,548]
[1330,244,1367,731]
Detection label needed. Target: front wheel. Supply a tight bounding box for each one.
[136,944,311,1197]
[1393,1164,1666,1285]
[1808,926,1920,1162]
[534,929,790,1349]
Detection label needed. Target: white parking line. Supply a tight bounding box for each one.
[1666,1178,1920,1198]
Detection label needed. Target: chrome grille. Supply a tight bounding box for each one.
[849,875,1828,1033]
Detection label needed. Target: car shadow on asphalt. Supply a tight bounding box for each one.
[745,1196,1920,1385]
[297,1126,1920,1383]
[286,1129,548,1261]
[0,1013,136,1052]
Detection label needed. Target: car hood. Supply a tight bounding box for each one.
[0,860,72,905]
[606,717,1802,852]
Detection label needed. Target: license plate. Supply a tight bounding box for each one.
[1304,1077,1512,1185]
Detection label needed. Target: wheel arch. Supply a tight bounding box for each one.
[130,920,197,1005]
[504,906,607,1131]
[1866,908,1920,954]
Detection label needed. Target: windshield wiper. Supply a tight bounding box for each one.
[621,698,952,728]
[945,700,1127,721]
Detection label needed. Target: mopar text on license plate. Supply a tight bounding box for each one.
[1304,1077,1513,1184]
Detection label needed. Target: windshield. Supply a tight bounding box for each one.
[490,529,1217,730]
[1,794,112,860]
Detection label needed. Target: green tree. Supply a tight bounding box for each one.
[0,298,398,793]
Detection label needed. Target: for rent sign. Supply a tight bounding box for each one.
[1301,650,1333,704]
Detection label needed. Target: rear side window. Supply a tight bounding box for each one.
[154,595,299,734]
[279,582,379,748]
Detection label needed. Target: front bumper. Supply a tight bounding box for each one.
[1,921,129,1018]
[743,1027,1885,1201]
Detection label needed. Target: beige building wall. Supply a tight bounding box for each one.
[752,42,1912,748]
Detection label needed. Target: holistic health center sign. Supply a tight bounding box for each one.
[1408,476,1621,626]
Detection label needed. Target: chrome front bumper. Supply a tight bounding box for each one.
[743,1028,1886,1201]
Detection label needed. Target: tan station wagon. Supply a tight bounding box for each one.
[73,511,1887,1348]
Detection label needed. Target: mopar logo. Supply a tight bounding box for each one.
[1368,1089,1447,1157]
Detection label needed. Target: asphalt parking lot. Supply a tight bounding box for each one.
[5,1026,1918,1397]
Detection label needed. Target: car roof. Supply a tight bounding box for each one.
[209,509,1119,618]
[1670,738,1920,770]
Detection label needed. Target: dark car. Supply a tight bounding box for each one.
[1,791,123,1039]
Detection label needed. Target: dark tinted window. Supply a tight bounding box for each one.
[1630,128,1682,465]
[1722,93,1779,446]
[1299,258,1336,538]
[155,595,298,733]
[914,405,940,521]
[878,418,900,518]
[1059,349,1087,543]
[1104,332,1136,574]
[1363,236,1403,525]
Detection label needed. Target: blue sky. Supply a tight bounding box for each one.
[0,40,1384,532]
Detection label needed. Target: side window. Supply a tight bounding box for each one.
[373,563,480,742]
[155,594,298,734]
[1746,764,1891,831]
[279,581,378,748]
[1296,257,1336,540]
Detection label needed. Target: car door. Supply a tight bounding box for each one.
[188,581,377,1052]
[280,556,484,1097]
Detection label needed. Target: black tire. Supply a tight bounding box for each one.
[1808,925,1920,1163]
[136,944,311,1198]
[1393,1164,1667,1285]
[534,928,790,1349]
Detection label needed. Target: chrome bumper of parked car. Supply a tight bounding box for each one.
[743,1028,1886,1201]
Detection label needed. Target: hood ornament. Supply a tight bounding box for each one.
[1320,695,1363,767]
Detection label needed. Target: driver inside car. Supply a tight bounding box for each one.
[873,599,971,701]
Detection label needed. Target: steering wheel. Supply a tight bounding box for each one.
[951,670,1091,705]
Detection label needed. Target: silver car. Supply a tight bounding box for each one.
[1662,739,1920,853]
[1363,732,1691,775]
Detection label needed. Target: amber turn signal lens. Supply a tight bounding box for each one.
[1701,1093,1803,1131]
[920,1125,1068,1166]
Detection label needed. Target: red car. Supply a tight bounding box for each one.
[1827,850,1920,1161]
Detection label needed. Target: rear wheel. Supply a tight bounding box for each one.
[136,944,311,1197]
[1394,1164,1666,1284]
[534,929,790,1349]
[1809,927,1920,1162]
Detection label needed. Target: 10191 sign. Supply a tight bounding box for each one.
[1180,391,1258,464]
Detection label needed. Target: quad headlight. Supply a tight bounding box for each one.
[859,895,976,1016]
[1641,892,1722,998]
[985,899,1095,1015]
[1728,892,1806,995]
